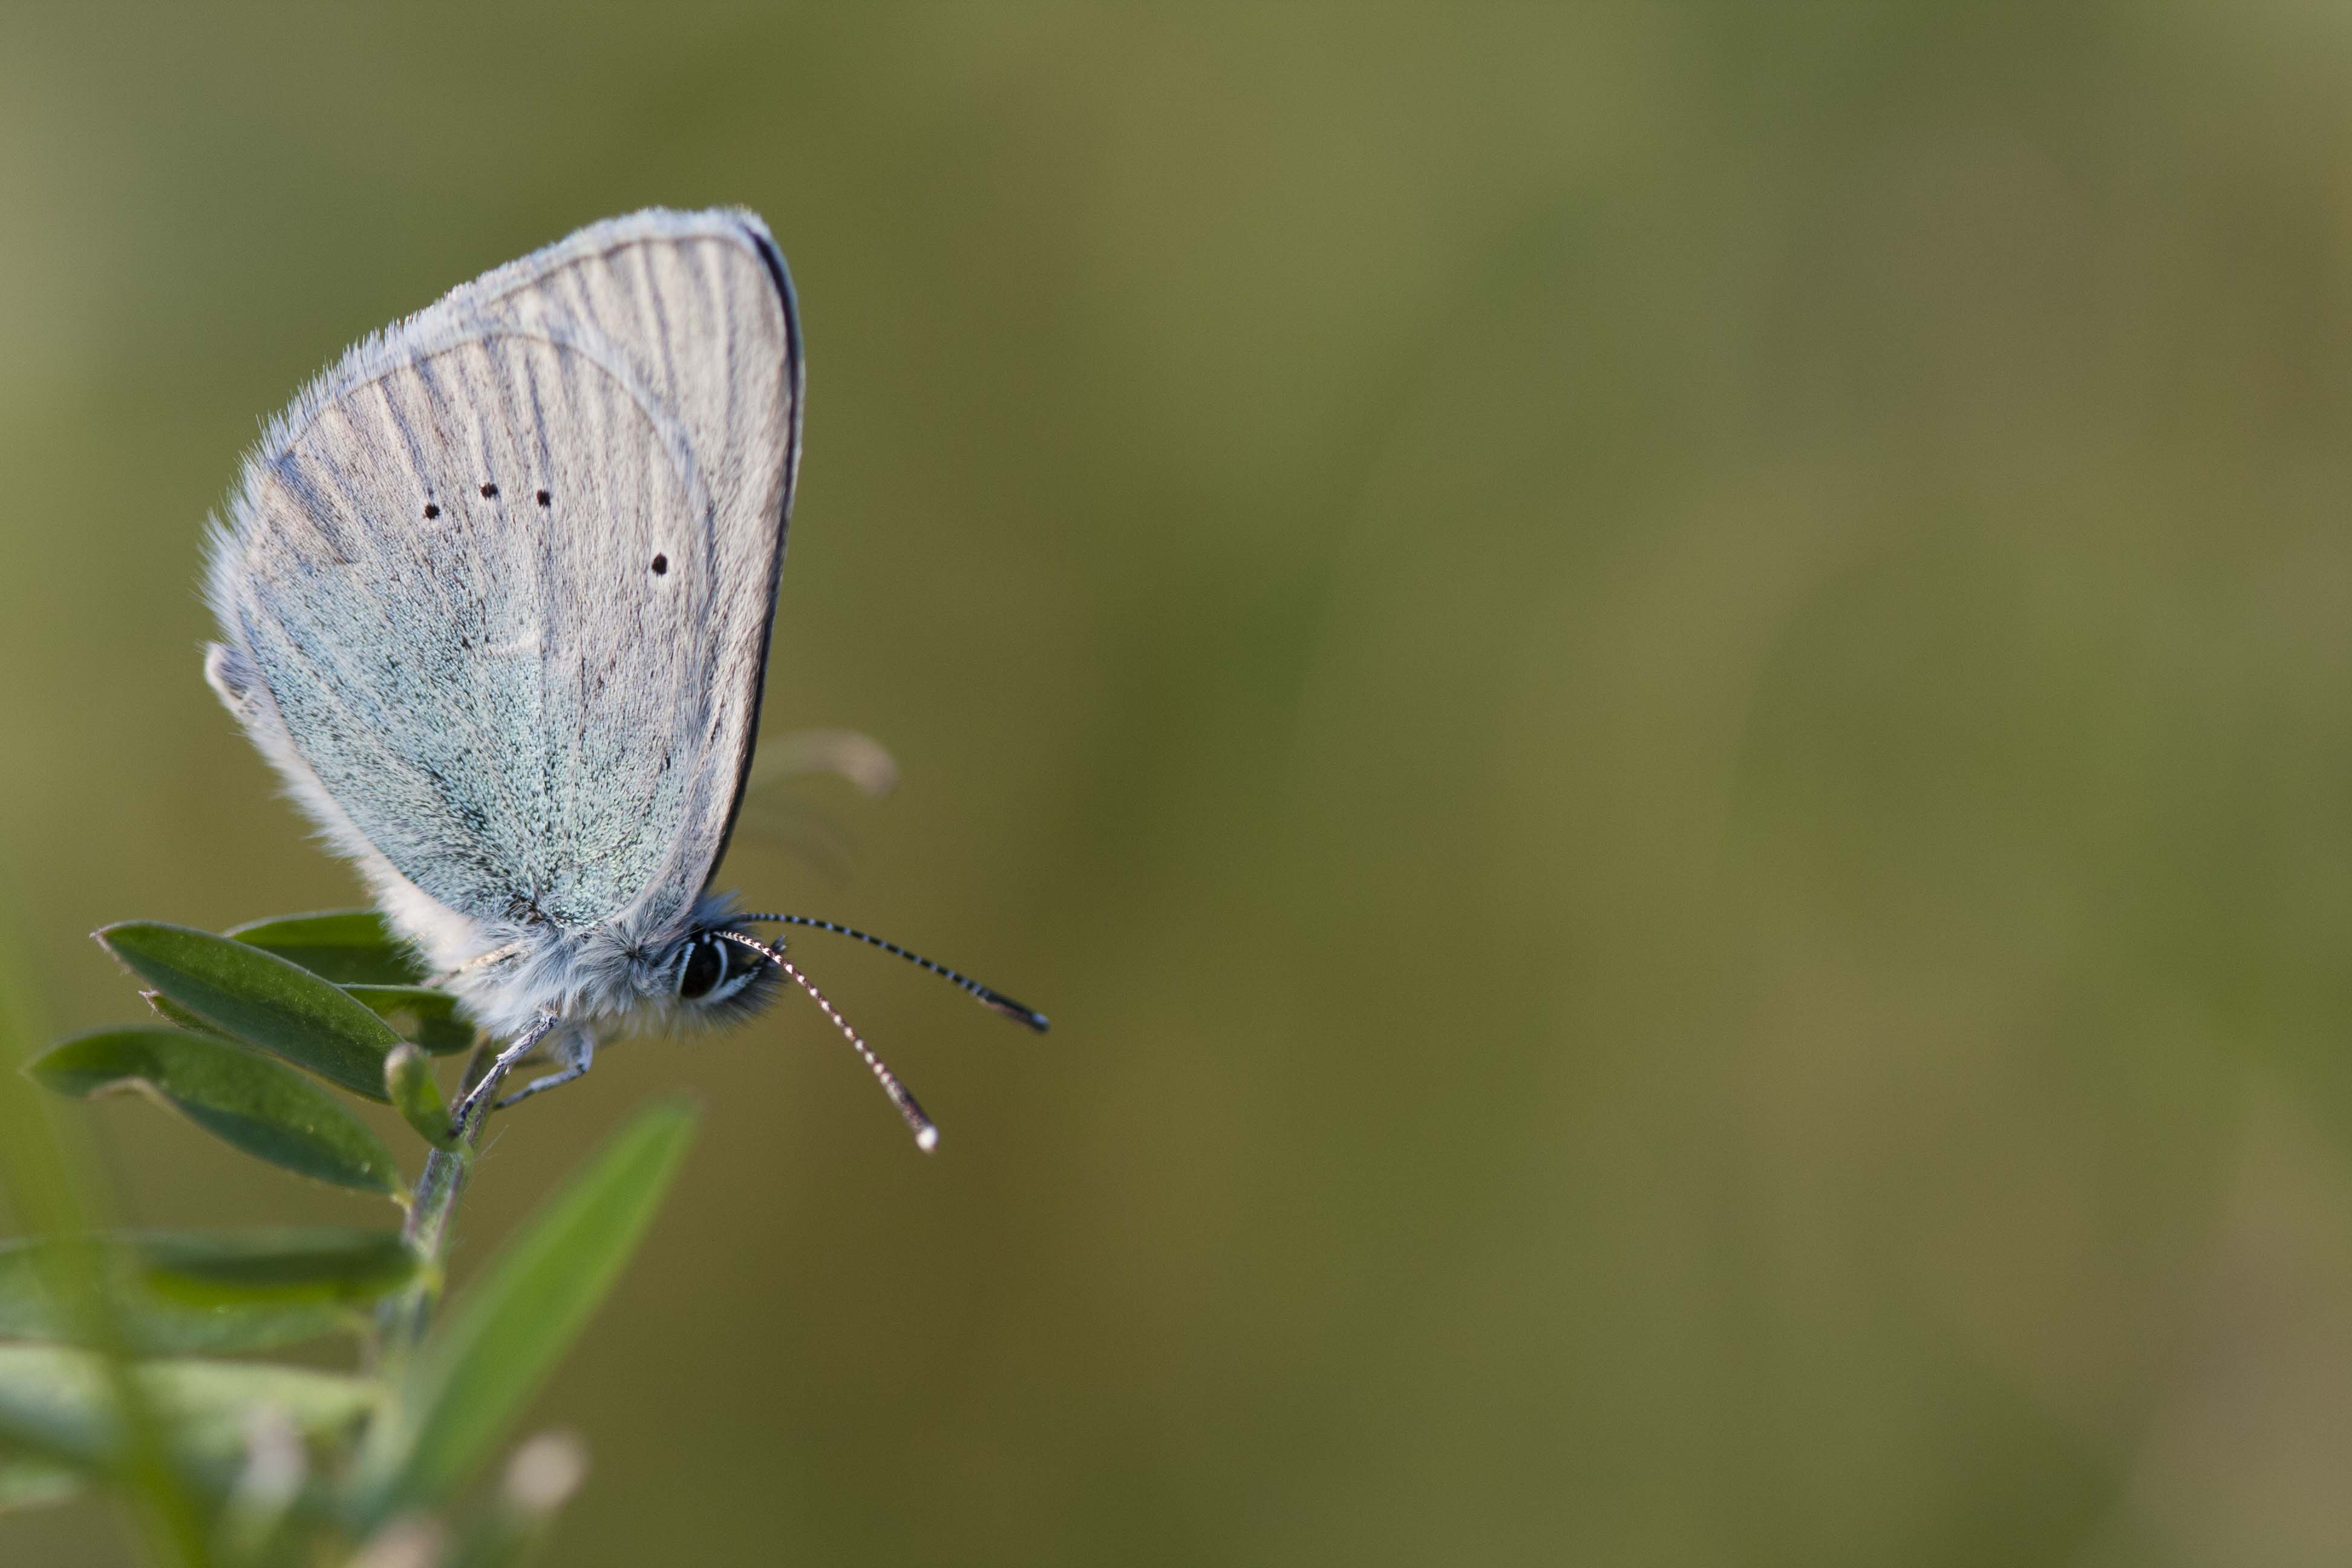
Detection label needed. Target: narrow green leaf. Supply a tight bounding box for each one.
[356,1102,697,1516]
[0,1232,407,1353]
[98,922,403,1101]
[228,910,426,986]
[145,1357,384,1455]
[385,1046,457,1151]
[28,1028,404,1194]
[347,985,476,1056]
[136,1229,420,1307]
[142,989,236,1042]
[0,1344,379,1490]
[0,1452,83,1513]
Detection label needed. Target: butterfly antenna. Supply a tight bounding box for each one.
[715,929,939,1152]
[733,914,1050,1032]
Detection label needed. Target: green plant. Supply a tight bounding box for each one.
[0,910,694,1566]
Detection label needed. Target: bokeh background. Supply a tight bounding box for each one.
[7,4,2352,1563]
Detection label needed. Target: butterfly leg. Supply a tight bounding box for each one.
[450,1009,562,1128]
[494,1026,596,1111]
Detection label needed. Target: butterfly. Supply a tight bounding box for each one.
[200,208,1044,1150]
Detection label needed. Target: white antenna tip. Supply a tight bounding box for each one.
[916,1125,940,1153]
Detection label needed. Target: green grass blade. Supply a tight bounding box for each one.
[227,910,426,987]
[0,897,210,1564]
[97,922,403,1101]
[354,1102,696,1518]
[347,985,477,1056]
[28,1028,404,1195]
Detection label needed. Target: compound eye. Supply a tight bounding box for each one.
[676,938,724,1000]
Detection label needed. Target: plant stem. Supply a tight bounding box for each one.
[376,1047,498,1366]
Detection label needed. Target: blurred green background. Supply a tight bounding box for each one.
[7,4,2352,1563]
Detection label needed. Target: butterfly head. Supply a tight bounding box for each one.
[664,923,781,1023]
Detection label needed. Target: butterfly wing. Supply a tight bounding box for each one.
[204,209,800,976]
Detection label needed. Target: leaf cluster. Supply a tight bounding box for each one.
[2,914,695,1567]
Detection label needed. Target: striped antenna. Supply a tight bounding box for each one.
[714,928,938,1152]
[732,914,1050,1032]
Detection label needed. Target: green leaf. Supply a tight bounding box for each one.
[0,1452,83,1513]
[355,1102,696,1516]
[27,1028,404,1195]
[141,990,236,1042]
[97,922,403,1101]
[136,1229,420,1307]
[0,1232,411,1354]
[347,985,476,1056]
[0,1344,379,1489]
[229,909,427,986]
[385,1045,457,1151]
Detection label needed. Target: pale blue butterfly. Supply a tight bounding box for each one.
[201,208,1045,1149]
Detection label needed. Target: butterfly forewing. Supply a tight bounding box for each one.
[210,211,798,947]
